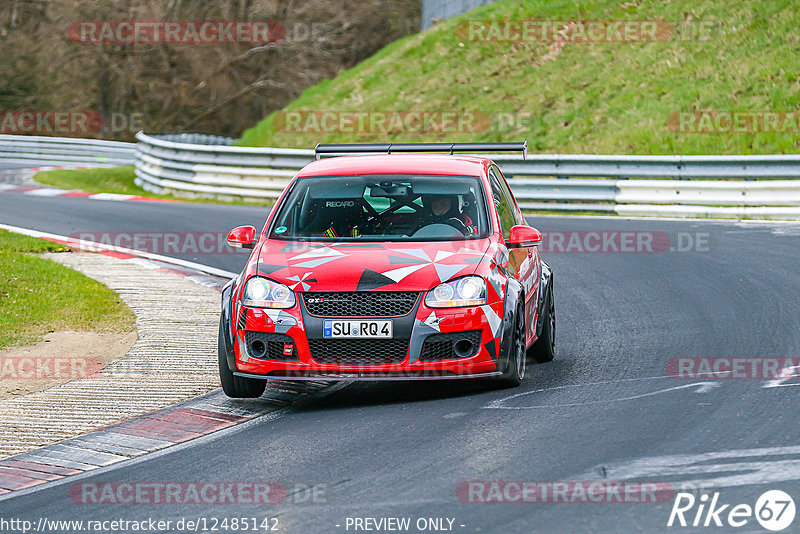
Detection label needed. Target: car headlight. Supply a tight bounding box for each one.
[242,277,296,309]
[425,276,487,308]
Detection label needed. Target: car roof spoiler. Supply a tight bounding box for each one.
[314,142,527,161]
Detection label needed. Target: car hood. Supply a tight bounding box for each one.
[251,239,493,292]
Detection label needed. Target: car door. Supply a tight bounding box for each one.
[489,166,539,344]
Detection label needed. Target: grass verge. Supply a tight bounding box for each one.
[238,0,800,155]
[32,167,271,206]
[33,166,147,197]
[0,230,136,349]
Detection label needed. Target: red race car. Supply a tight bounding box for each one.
[218,142,555,397]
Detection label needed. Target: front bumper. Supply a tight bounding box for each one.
[231,295,505,379]
[233,371,502,381]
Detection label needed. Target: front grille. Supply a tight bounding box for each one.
[309,339,408,365]
[419,330,483,362]
[244,331,298,361]
[302,292,419,317]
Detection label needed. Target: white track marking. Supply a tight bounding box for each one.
[0,223,236,279]
[763,365,800,388]
[580,445,800,490]
[485,376,719,410]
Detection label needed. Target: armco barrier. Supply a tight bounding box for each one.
[133,133,800,219]
[134,132,314,200]
[0,134,135,166]
[488,153,800,179]
[2,133,800,219]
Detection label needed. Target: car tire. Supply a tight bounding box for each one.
[494,302,526,388]
[529,287,555,363]
[218,316,266,399]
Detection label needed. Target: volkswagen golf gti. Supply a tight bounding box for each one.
[218,142,555,397]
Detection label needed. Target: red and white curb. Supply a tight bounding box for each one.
[0,184,176,203]
[0,165,178,202]
[0,385,330,495]
[0,225,335,498]
[0,223,237,281]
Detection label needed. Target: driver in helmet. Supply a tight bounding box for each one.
[417,194,476,236]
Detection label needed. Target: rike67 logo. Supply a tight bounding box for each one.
[668,490,795,531]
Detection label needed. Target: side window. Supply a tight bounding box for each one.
[492,165,525,226]
[489,168,516,240]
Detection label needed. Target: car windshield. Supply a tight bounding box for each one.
[269,174,489,241]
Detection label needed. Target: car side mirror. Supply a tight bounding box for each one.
[227,225,257,249]
[507,225,542,248]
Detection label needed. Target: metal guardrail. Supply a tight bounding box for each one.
[132,132,800,219]
[490,153,800,179]
[0,134,136,166]
[421,0,500,30]
[1,133,799,219]
[134,132,314,200]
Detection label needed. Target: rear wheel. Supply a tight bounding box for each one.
[218,316,266,398]
[529,287,555,363]
[494,302,526,388]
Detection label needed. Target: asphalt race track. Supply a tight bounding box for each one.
[0,193,263,273]
[0,162,44,171]
[1,190,799,532]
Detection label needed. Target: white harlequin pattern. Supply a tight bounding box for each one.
[289,247,346,260]
[293,257,341,269]
[381,263,428,283]
[434,250,456,262]
[434,263,465,283]
[288,246,346,268]
[456,247,487,256]
[264,309,282,323]
[488,267,505,300]
[423,312,442,332]
[390,248,430,261]
[384,247,485,283]
[238,331,249,363]
[481,305,503,337]
[287,272,314,291]
[264,309,297,334]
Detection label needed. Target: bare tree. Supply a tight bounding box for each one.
[0,0,420,139]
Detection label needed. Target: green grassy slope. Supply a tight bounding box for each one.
[239,0,800,154]
[33,167,270,205]
[0,230,135,348]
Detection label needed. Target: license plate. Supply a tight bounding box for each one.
[323,320,393,338]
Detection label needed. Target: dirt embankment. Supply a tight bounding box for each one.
[0,330,137,399]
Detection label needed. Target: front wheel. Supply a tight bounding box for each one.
[218,316,266,398]
[493,302,526,388]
